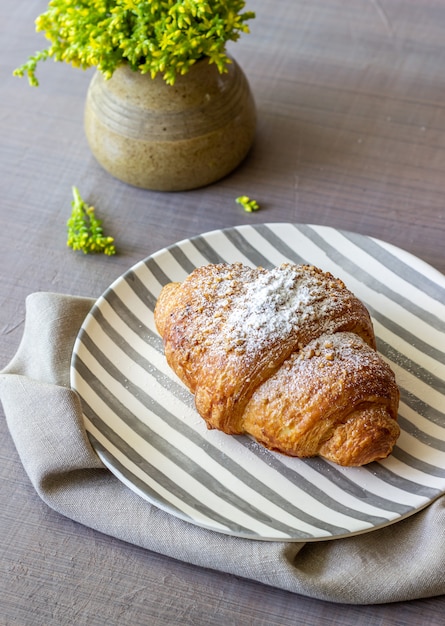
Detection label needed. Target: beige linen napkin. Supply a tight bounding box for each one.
[1,291,444,604]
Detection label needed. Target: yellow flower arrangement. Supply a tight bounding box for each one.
[14,0,255,86]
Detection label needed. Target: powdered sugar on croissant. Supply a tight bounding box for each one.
[154,262,400,466]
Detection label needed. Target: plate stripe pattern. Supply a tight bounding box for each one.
[70,224,445,541]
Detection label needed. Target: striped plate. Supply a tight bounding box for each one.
[70,224,445,541]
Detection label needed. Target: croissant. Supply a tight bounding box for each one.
[154,262,400,466]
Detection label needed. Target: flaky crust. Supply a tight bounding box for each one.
[154,262,400,466]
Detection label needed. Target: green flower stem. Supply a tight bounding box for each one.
[67,187,116,255]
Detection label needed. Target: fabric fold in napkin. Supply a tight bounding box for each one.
[1,292,444,604]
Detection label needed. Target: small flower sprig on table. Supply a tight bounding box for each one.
[67,187,116,256]
[236,195,260,212]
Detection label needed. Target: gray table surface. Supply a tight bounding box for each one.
[1,0,444,624]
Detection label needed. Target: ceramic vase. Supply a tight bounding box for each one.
[84,57,256,191]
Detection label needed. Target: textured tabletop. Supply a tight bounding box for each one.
[1,0,445,624]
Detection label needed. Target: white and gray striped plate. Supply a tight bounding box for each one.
[70,224,445,541]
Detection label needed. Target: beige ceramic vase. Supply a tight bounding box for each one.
[84,57,256,191]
